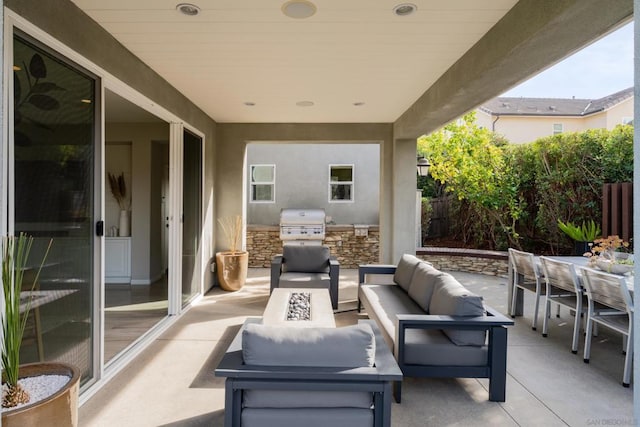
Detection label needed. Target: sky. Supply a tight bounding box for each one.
[501,22,633,99]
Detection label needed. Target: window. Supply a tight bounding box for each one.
[250,165,275,202]
[622,116,633,125]
[329,165,354,202]
[552,123,563,135]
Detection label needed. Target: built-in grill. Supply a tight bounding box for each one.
[280,208,326,245]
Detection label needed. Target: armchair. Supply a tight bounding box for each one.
[271,245,339,309]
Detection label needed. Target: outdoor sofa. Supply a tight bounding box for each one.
[358,254,514,402]
[215,318,402,427]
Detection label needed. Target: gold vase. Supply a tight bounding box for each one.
[216,251,248,291]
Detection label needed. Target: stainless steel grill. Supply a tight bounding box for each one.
[280,208,326,245]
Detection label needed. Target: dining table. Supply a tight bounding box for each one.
[507,254,635,317]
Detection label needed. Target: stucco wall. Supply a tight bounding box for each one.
[246,144,380,225]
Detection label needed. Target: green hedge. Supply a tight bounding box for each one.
[420,124,633,253]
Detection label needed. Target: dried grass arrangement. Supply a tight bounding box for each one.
[218,216,243,254]
[107,172,129,211]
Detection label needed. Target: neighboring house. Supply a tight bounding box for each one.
[246,144,380,226]
[476,87,633,144]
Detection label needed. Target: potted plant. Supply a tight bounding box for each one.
[584,235,634,275]
[215,216,248,291]
[1,234,81,426]
[108,172,130,237]
[557,219,601,255]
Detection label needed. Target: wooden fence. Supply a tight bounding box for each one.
[426,196,451,238]
[602,182,633,242]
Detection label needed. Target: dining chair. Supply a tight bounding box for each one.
[581,267,634,387]
[539,256,586,353]
[509,248,544,330]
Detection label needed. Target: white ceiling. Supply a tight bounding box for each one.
[72,0,519,123]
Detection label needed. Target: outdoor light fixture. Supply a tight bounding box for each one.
[176,3,201,16]
[282,0,317,19]
[417,156,430,177]
[393,3,417,16]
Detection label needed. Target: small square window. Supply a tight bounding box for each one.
[552,123,563,135]
[329,165,354,202]
[250,165,275,203]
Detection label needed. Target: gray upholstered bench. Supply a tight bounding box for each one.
[215,318,402,427]
[358,254,513,403]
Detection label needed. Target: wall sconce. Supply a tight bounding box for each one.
[417,156,431,177]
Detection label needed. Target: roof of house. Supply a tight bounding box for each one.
[479,87,633,117]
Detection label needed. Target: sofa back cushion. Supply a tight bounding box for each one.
[429,274,486,346]
[393,254,423,291]
[242,323,376,367]
[407,262,442,311]
[283,245,330,273]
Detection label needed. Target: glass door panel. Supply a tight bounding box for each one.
[13,34,97,385]
[182,130,202,304]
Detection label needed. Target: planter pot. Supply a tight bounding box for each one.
[2,362,80,427]
[573,241,592,256]
[216,251,248,291]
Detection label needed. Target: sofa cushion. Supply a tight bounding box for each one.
[359,284,425,349]
[242,323,375,367]
[279,272,330,288]
[393,254,423,291]
[428,274,486,346]
[403,329,488,366]
[407,262,442,311]
[283,246,330,273]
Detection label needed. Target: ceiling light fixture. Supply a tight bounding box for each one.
[296,101,314,107]
[176,3,201,16]
[393,3,417,16]
[282,0,317,19]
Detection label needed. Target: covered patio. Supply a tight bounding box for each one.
[2,0,638,422]
[79,268,633,426]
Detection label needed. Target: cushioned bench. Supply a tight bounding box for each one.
[357,254,513,403]
[215,318,402,427]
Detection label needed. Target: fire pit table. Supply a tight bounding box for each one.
[263,288,336,328]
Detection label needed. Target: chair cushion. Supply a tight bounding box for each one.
[243,390,373,409]
[407,262,442,311]
[279,272,330,288]
[283,245,330,273]
[429,274,486,346]
[242,323,376,367]
[393,254,423,291]
[241,408,373,427]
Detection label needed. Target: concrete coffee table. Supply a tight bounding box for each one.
[263,288,336,328]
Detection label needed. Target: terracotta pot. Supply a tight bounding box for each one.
[216,251,248,291]
[2,362,80,427]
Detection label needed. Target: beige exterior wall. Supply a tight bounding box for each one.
[477,97,633,144]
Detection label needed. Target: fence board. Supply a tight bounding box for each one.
[602,182,633,242]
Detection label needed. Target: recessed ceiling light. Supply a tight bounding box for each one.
[353,102,365,107]
[282,0,317,19]
[176,3,201,16]
[296,101,314,107]
[244,102,256,106]
[393,3,417,16]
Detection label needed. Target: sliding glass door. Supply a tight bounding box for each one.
[12,34,99,385]
[182,130,203,304]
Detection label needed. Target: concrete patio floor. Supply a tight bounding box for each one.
[80,268,633,426]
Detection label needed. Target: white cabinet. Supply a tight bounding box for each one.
[105,237,131,283]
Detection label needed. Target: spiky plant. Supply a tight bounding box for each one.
[2,234,51,408]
